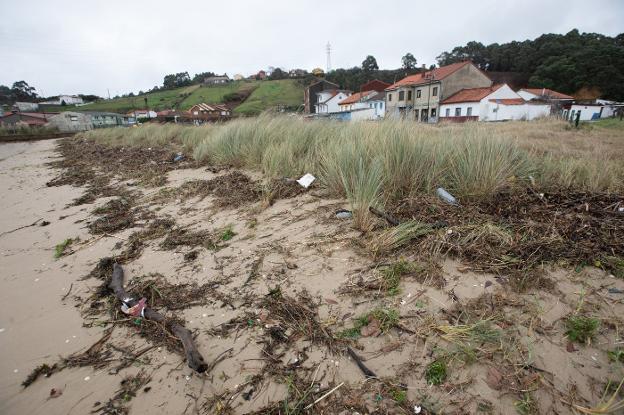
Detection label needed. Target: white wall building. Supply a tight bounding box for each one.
[315,90,351,114]
[564,104,604,121]
[439,84,550,122]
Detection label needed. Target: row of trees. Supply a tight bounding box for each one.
[324,53,427,92]
[436,29,624,100]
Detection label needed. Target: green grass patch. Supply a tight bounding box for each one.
[425,360,447,385]
[234,80,304,115]
[389,387,407,404]
[180,81,258,109]
[338,307,400,338]
[220,225,236,241]
[380,260,414,295]
[54,238,73,258]
[566,316,600,343]
[607,348,624,363]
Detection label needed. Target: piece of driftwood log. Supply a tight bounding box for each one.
[369,207,400,226]
[347,346,377,378]
[110,263,208,373]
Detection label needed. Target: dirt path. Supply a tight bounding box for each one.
[1,139,623,414]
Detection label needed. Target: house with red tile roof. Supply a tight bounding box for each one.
[439,84,551,122]
[518,88,574,102]
[385,61,492,122]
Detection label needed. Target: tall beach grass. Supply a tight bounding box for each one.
[80,116,624,230]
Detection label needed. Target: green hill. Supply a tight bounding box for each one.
[41,79,304,116]
[42,85,199,113]
[234,79,304,115]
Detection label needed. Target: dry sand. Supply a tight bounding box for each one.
[1,139,623,414]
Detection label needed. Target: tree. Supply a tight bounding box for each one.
[11,81,37,101]
[401,53,417,70]
[269,68,286,80]
[163,72,192,89]
[192,71,216,84]
[361,55,379,73]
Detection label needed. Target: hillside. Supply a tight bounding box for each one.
[234,79,304,115]
[42,85,200,113]
[40,79,303,116]
[178,80,259,110]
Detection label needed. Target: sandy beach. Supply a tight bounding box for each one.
[1,137,623,414]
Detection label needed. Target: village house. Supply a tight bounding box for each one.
[0,111,56,127]
[48,111,92,132]
[385,61,492,122]
[203,75,231,85]
[315,89,351,114]
[127,109,158,120]
[438,84,550,122]
[289,69,307,78]
[333,91,386,121]
[564,103,605,121]
[360,79,391,93]
[304,79,339,113]
[233,74,244,81]
[189,103,231,121]
[87,112,130,128]
[40,95,84,105]
[13,102,39,112]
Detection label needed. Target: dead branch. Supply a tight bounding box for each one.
[347,346,377,378]
[109,263,208,373]
[369,207,400,226]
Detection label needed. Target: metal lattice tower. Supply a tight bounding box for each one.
[326,42,332,73]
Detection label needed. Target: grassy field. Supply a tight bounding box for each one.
[41,85,200,113]
[234,79,304,115]
[178,81,259,110]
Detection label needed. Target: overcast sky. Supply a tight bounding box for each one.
[1,0,622,97]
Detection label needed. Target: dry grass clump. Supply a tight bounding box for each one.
[367,221,434,258]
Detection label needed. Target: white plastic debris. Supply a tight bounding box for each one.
[335,209,352,219]
[414,405,422,414]
[296,173,316,188]
[436,187,458,205]
[0,328,5,333]
[84,376,90,381]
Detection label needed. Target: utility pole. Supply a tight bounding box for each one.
[107,89,111,100]
[326,42,332,73]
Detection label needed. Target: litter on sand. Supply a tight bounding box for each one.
[296,173,316,188]
[335,209,352,219]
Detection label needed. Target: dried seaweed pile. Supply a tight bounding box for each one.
[262,288,338,351]
[176,171,262,207]
[391,187,624,284]
[160,228,222,250]
[92,370,151,414]
[125,273,219,311]
[89,198,152,235]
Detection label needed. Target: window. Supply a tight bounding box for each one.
[432,87,438,97]
[388,94,392,102]
[455,107,461,116]
[445,108,450,117]
[414,109,419,119]
[431,108,437,118]
[380,102,383,109]
[416,89,421,98]
[398,91,405,101]
[466,107,472,116]
[407,90,412,100]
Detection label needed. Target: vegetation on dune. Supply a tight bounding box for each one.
[80,116,624,232]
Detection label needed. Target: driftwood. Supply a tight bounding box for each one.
[109,263,208,373]
[347,346,377,378]
[369,207,400,226]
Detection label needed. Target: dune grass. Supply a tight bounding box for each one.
[79,116,624,231]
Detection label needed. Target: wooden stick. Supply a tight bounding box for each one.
[304,382,344,410]
[369,207,400,226]
[109,263,208,373]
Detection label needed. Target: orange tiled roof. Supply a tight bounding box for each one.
[520,88,573,100]
[441,85,504,104]
[489,98,526,105]
[338,90,376,105]
[387,61,475,90]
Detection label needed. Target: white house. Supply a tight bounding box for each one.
[564,104,604,121]
[439,84,550,122]
[338,90,377,112]
[315,89,351,114]
[40,95,84,105]
[518,88,573,102]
